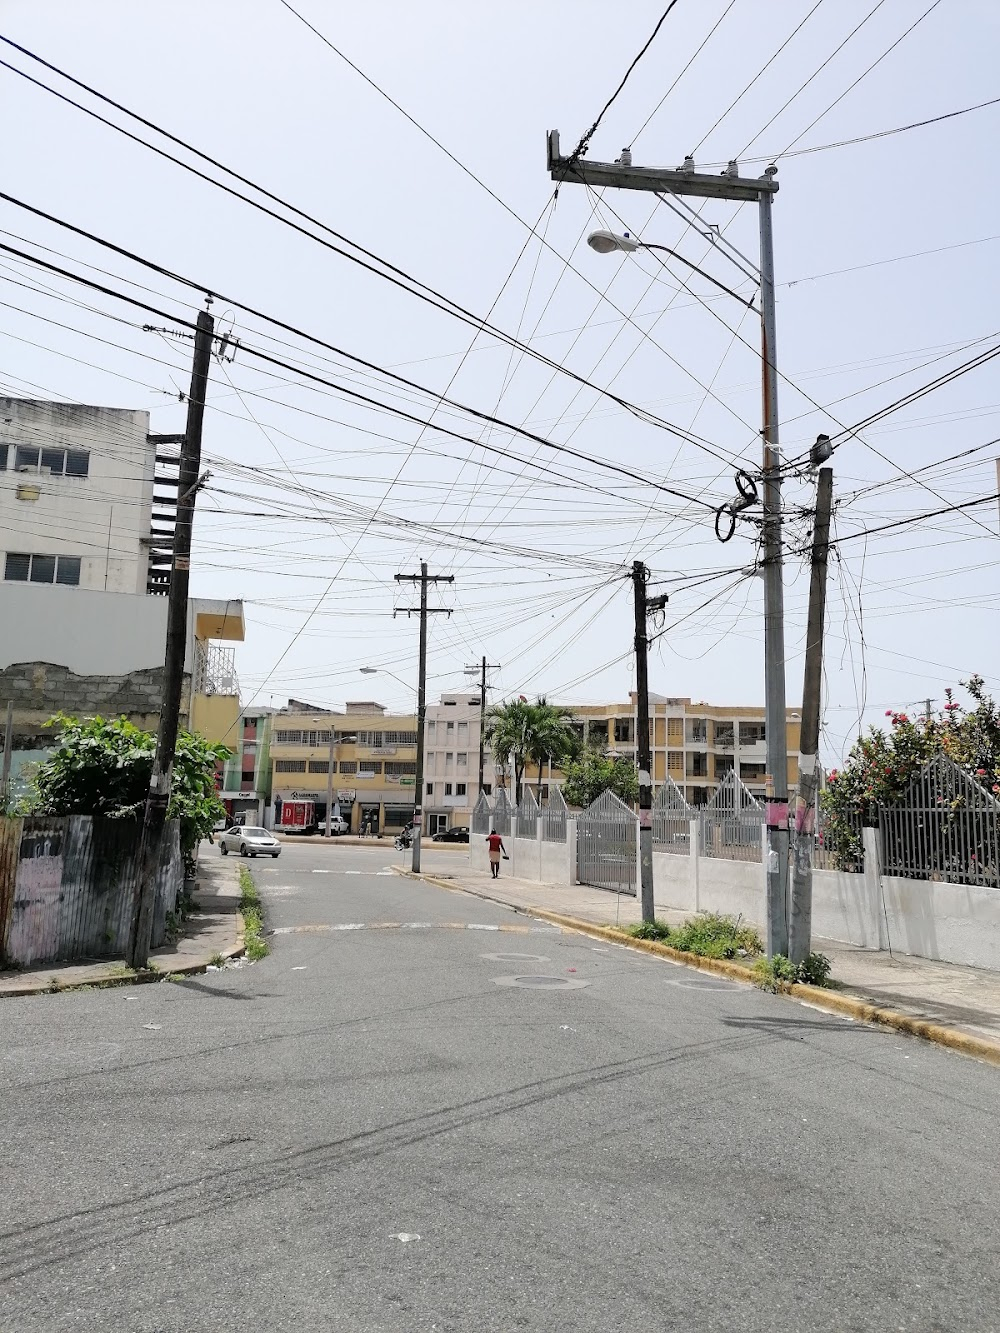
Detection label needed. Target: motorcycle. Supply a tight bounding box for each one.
[394,830,413,852]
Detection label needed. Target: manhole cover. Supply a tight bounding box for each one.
[493,974,590,990]
[480,952,550,964]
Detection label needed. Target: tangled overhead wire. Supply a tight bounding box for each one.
[714,469,759,542]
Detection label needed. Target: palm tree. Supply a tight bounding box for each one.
[486,698,576,803]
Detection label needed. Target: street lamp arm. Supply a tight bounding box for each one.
[640,242,759,311]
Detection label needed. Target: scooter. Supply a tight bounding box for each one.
[394,830,412,852]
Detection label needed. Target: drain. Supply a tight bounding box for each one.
[493,974,589,990]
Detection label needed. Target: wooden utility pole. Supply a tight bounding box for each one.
[633,561,668,924]
[466,656,501,802]
[128,305,214,969]
[395,563,454,872]
[788,467,834,964]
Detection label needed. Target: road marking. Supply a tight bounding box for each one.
[271,922,561,936]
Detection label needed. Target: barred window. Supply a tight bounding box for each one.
[356,731,383,747]
[275,759,306,773]
[303,729,332,746]
[385,761,417,776]
[358,762,383,775]
[274,730,303,744]
[308,760,330,774]
[339,760,357,774]
[384,730,417,745]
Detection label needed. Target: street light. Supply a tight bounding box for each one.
[360,666,412,692]
[587,228,641,254]
[587,230,757,308]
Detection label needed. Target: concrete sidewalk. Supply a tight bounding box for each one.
[0,857,243,996]
[405,861,1000,1052]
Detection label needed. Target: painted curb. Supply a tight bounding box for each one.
[399,869,1000,1069]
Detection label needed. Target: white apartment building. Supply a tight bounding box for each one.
[0,398,170,594]
[423,692,495,834]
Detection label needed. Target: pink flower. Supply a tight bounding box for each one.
[976,769,986,776]
[885,710,892,717]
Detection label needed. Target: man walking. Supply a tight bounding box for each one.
[486,828,507,880]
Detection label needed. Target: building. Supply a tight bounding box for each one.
[423,692,495,836]
[268,701,418,834]
[0,397,245,761]
[218,708,274,826]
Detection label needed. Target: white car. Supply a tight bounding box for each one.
[219,826,281,858]
[321,816,350,836]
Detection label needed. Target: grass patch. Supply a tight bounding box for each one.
[627,912,763,960]
[752,951,833,993]
[162,972,185,983]
[209,952,226,969]
[238,865,268,962]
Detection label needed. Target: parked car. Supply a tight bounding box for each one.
[321,816,350,836]
[219,826,281,858]
[432,826,470,843]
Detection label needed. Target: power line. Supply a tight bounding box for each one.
[631,0,740,148]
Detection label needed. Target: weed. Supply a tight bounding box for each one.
[106,963,135,978]
[209,952,227,969]
[796,952,833,988]
[627,919,672,941]
[667,912,763,960]
[162,972,185,983]
[238,865,268,962]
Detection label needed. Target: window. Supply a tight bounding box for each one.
[456,752,467,768]
[356,730,383,747]
[385,761,417,776]
[446,720,454,734]
[426,783,434,796]
[427,720,436,738]
[384,730,417,745]
[483,783,492,795]
[274,729,303,744]
[335,729,358,743]
[456,783,467,797]
[358,761,383,776]
[445,753,454,773]
[0,444,6,470]
[9,444,89,477]
[4,552,80,585]
[445,783,453,796]
[739,722,766,745]
[275,759,307,773]
[714,723,735,747]
[339,760,357,775]
[614,718,633,743]
[308,760,330,774]
[457,721,468,743]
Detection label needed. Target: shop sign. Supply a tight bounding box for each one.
[337,789,357,802]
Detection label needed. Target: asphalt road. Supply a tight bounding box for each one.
[2,841,999,1332]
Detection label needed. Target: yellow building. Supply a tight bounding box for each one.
[523,694,801,807]
[186,599,246,746]
[269,701,418,834]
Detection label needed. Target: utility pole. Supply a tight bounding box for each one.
[395,563,454,872]
[127,305,214,969]
[788,468,834,964]
[325,731,335,836]
[547,134,790,955]
[1,700,13,801]
[632,561,667,924]
[465,656,501,802]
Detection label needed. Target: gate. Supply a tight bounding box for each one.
[879,754,1000,887]
[576,789,637,894]
[652,777,693,855]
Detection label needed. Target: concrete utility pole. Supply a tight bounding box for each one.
[632,561,667,924]
[325,731,336,836]
[465,656,501,802]
[128,305,214,969]
[1,700,13,801]
[547,133,791,955]
[788,467,834,964]
[395,563,454,873]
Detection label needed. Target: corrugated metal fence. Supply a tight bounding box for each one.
[0,815,183,968]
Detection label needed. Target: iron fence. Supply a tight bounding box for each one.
[541,786,568,843]
[471,791,492,836]
[515,788,539,839]
[576,789,637,895]
[491,787,511,837]
[879,754,1000,888]
[699,770,763,863]
[814,802,865,873]
[652,777,693,855]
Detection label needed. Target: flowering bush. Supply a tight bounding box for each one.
[821,677,1000,870]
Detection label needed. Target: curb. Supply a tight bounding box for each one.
[398,869,1000,1069]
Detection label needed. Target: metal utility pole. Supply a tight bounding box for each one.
[546,134,790,955]
[465,656,501,801]
[395,563,454,873]
[632,561,667,924]
[128,305,214,969]
[788,467,833,965]
[325,731,336,836]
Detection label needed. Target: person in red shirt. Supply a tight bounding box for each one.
[486,828,507,879]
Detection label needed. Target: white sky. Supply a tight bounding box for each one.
[3,0,999,761]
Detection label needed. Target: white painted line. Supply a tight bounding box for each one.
[311,869,332,874]
[466,923,500,931]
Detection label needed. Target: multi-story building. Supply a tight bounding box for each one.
[0,397,245,757]
[423,692,495,836]
[268,701,418,834]
[219,709,274,825]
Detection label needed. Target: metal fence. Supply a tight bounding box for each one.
[471,791,492,835]
[652,777,693,855]
[515,788,539,839]
[576,789,637,895]
[541,786,568,843]
[879,754,1000,888]
[491,787,512,837]
[699,770,763,863]
[814,802,865,873]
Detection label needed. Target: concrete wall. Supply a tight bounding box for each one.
[0,399,154,595]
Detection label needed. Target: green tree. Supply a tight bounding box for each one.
[30,714,230,865]
[821,676,1000,869]
[560,748,639,809]
[486,697,577,802]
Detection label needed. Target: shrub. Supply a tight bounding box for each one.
[627,920,672,941]
[751,953,798,992]
[796,952,833,987]
[667,912,763,959]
